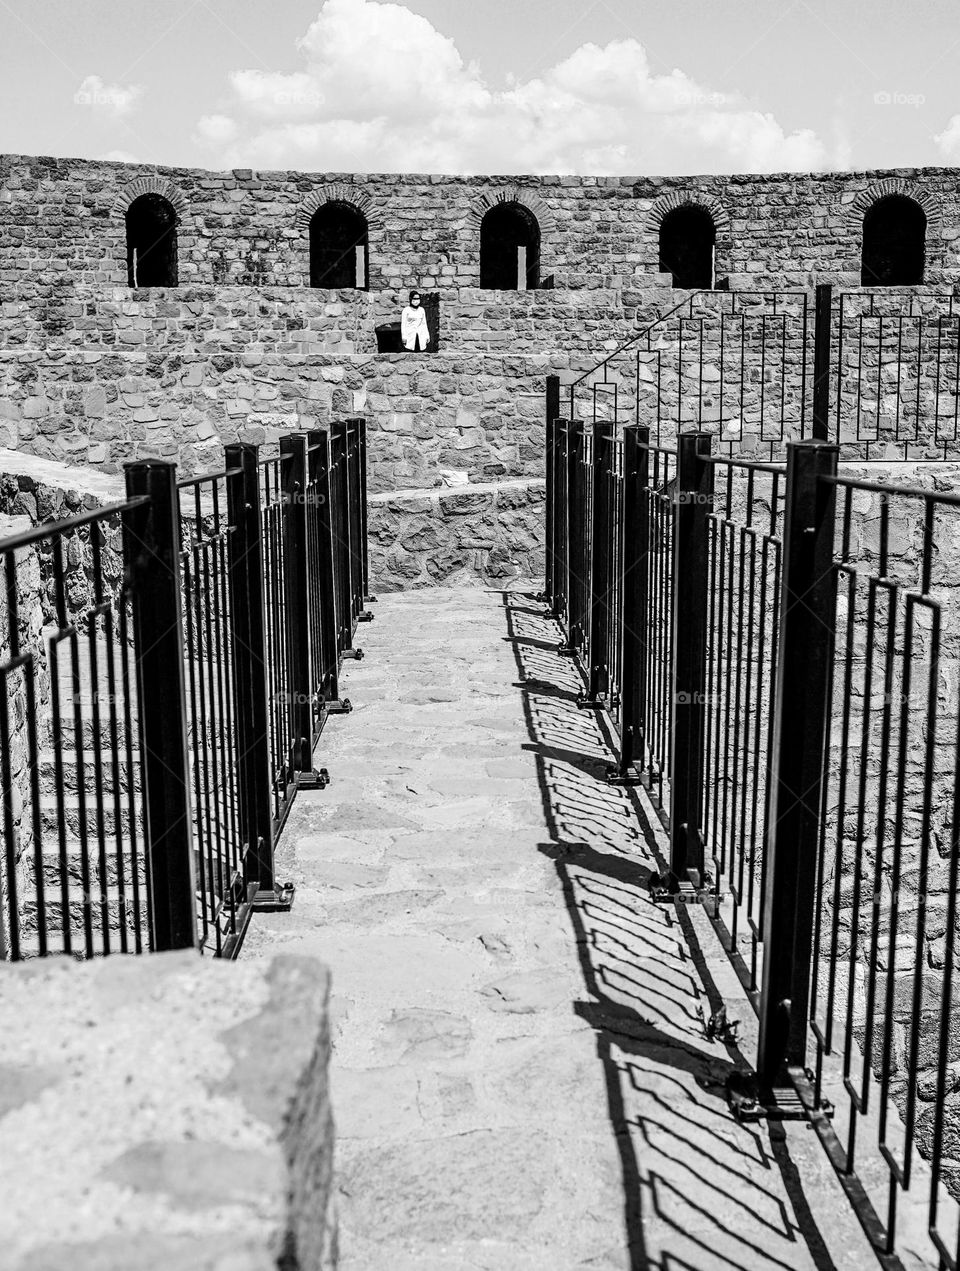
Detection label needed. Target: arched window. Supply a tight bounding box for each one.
[659,205,715,289]
[480,203,540,290]
[861,195,926,286]
[126,193,178,288]
[309,202,369,289]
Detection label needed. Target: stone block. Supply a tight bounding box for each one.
[0,951,336,1271]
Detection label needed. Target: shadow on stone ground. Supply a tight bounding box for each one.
[502,590,858,1271]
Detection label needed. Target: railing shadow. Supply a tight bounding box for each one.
[500,588,841,1271]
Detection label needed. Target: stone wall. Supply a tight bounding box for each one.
[0,951,337,1270]
[369,477,544,589]
[3,156,960,293]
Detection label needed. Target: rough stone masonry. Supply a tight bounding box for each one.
[2,156,960,585]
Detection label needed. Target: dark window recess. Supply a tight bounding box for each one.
[861,195,926,286]
[126,193,178,288]
[659,205,715,289]
[310,202,369,289]
[480,203,540,290]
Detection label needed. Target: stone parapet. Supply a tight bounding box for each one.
[0,951,336,1270]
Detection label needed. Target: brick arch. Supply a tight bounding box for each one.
[297,184,380,230]
[842,178,941,232]
[111,175,187,220]
[646,192,731,239]
[466,187,556,237]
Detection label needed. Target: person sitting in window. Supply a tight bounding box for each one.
[400,290,430,351]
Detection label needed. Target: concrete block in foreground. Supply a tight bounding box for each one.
[0,951,336,1270]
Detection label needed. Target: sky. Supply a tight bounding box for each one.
[1,0,959,176]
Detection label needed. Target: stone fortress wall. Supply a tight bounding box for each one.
[2,154,960,584]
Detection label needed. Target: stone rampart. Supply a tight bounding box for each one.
[3,156,960,291]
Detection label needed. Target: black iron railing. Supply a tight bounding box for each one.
[0,420,371,962]
[0,499,151,960]
[544,403,960,1269]
[567,285,960,461]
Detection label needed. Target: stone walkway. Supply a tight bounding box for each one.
[244,585,880,1271]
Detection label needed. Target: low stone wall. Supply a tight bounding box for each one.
[0,348,565,492]
[0,950,336,1270]
[0,284,646,357]
[368,477,545,588]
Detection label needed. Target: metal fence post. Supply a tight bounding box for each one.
[123,460,197,950]
[224,443,278,900]
[668,431,713,893]
[544,374,560,607]
[610,424,648,783]
[812,283,832,441]
[308,428,348,714]
[582,419,614,704]
[757,439,838,1086]
[280,433,319,783]
[560,418,587,655]
[356,416,375,607]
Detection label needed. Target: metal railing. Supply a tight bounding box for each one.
[544,399,960,1268]
[567,285,960,461]
[0,418,371,962]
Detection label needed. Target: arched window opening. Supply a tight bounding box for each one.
[479,203,540,290]
[126,193,178,288]
[861,195,926,286]
[309,202,369,289]
[658,205,715,289]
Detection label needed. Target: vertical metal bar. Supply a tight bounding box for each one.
[224,444,277,899]
[584,420,614,701]
[614,425,648,780]
[357,417,372,602]
[280,434,315,780]
[308,429,342,708]
[123,461,197,951]
[757,439,838,1085]
[668,431,713,891]
[545,374,560,606]
[812,283,833,441]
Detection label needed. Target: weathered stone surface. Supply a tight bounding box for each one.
[242,586,883,1270]
[0,951,336,1271]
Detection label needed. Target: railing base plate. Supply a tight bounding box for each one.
[576,694,606,711]
[343,647,364,660]
[726,1073,835,1125]
[251,882,296,913]
[358,611,375,622]
[327,697,353,714]
[605,765,644,786]
[297,766,330,790]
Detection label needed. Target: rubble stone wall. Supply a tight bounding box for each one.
[4,156,960,293]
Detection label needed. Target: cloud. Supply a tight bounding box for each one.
[934,114,960,159]
[193,114,240,146]
[74,74,143,117]
[192,0,836,175]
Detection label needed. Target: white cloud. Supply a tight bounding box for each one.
[193,114,240,146]
[192,0,836,175]
[934,114,960,159]
[74,74,143,117]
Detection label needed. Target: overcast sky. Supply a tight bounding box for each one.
[1,0,959,175]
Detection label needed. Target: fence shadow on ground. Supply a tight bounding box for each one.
[500,587,842,1271]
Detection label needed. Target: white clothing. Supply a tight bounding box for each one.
[401,304,430,351]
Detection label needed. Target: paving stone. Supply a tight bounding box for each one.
[250,587,884,1270]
